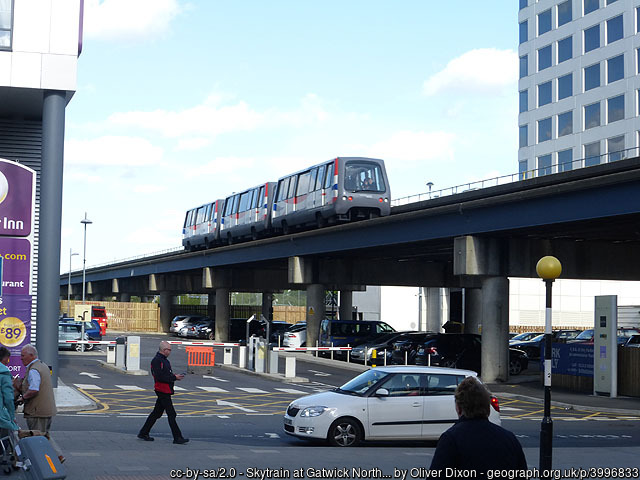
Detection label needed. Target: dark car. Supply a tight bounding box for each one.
[511,329,582,358]
[390,332,437,365]
[570,327,640,345]
[350,331,417,363]
[194,318,268,343]
[414,333,529,376]
[58,321,92,352]
[624,335,640,347]
[509,331,542,344]
[267,321,292,345]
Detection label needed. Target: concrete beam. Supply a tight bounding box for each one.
[454,236,504,276]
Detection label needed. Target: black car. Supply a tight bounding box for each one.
[414,333,529,376]
[390,332,437,365]
[195,318,268,343]
[511,329,582,358]
[350,331,417,363]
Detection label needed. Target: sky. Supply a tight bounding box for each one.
[61,0,519,271]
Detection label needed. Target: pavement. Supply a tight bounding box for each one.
[52,349,640,416]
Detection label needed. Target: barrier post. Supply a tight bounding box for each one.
[330,342,334,360]
[269,350,279,374]
[115,337,126,368]
[106,344,116,364]
[285,356,296,378]
[126,336,141,371]
[223,347,233,365]
[239,346,247,369]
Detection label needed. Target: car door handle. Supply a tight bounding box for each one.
[412,402,421,407]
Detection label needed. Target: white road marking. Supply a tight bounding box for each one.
[308,369,331,377]
[265,433,280,438]
[74,384,102,390]
[79,372,100,379]
[208,455,238,460]
[217,415,230,419]
[500,407,522,411]
[197,386,229,393]
[174,386,186,391]
[250,449,280,454]
[236,387,268,393]
[216,400,257,413]
[203,375,229,382]
[115,385,145,391]
[275,388,307,394]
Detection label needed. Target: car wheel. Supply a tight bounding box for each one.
[509,359,523,376]
[328,418,362,447]
[74,343,92,352]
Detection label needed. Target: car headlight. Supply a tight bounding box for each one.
[300,406,328,417]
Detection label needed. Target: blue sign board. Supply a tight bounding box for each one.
[541,342,594,377]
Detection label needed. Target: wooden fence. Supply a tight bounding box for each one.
[61,300,161,332]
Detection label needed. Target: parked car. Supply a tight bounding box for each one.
[414,333,529,376]
[509,332,542,344]
[192,317,267,343]
[350,331,417,364]
[623,335,640,347]
[283,366,501,446]
[59,317,101,341]
[58,321,92,352]
[283,323,307,348]
[390,332,436,365]
[570,327,640,345]
[268,321,292,345]
[511,329,582,358]
[318,319,395,349]
[170,315,210,336]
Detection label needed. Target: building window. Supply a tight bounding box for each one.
[538,117,552,143]
[608,135,625,162]
[584,0,599,15]
[584,142,601,166]
[519,159,529,179]
[584,24,600,53]
[519,125,528,148]
[519,55,528,78]
[519,90,528,113]
[558,111,573,136]
[606,0,619,4]
[584,63,600,91]
[0,0,13,50]
[520,20,528,44]
[637,7,640,33]
[558,1,572,27]
[558,36,572,63]
[538,81,552,106]
[538,45,552,71]
[558,73,573,100]
[585,102,601,129]
[607,54,624,83]
[538,154,553,176]
[520,0,527,9]
[607,94,624,123]
[607,15,623,44]
[538,9,552,35]
[637,48,640,74]
[638,89,640,116]
[558,148,574,172]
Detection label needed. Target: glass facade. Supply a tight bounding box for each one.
[558,36,572,63]
[558,1,572,27]
[538,10,552,35]
[584,0,599,15]
[558,111,573,137]
[584,141,601,166]
[558,73,572,100]
[520,55,528,78]
[584,63,600,91]
[585,102,601,129]
[0,0,12,49]
[607,54,624,83]
[519,90,528,113]
[584,24,600,53]
[607,94,624,123]
[538,117,552,143]
[538,45,552,71]
[608,135,625,161]
[520,21,528,44]
[538,154,552,176]
[538,81,552,106]
[607,15,623,44]
[519,125,528,148]
[558,149,573,172]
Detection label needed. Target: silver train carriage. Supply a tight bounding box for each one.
[271,157,390,234]
[182,157,390,249]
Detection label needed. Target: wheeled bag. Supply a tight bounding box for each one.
[15,435,66,479]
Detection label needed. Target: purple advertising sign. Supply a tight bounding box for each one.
[0,295,32,377]
[0,237,31,295]
[0,159,35,237]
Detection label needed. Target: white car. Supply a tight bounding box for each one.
[283,324,306,348]
[283,366,501,447]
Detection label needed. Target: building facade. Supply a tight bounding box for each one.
[518,0,640,175]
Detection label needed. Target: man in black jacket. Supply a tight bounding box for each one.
[430,376,527,477]
[137,341,189,444]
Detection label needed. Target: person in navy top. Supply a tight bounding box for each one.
[138,341,189,444]
[430,376,528,478]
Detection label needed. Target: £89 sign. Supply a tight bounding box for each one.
[0,317,27,347]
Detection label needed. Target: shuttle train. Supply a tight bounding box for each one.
[182,157,391,250]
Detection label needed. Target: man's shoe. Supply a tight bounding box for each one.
[173,438,189,444]
[137,434,154,441]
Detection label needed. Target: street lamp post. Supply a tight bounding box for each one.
[536,255,562,472]
[67,249,79,316]
[426,182,434,199]
[81,213,93,352]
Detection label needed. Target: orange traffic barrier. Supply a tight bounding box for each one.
[186,346,215,368]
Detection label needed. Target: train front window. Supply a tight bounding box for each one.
[345,162,385,192]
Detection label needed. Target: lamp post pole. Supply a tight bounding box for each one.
[67,249,79,316]
[426,182,434,199]
[81,213,93,352]
[536,255,562,472]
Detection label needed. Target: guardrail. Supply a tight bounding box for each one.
[62,340,116,345]
[167,341,240,347]
[272,347,352,352]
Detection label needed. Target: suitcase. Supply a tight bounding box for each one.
[15,436,66,479]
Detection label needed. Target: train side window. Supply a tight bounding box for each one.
[196,206,206,224]
[233,194,240,213]
[287,175,297,199]
[316,165,326,190]
[258,186,265,207]
[324,163,333,189]
[309,168,318,191]
[296,171,311,196]
[207,203,215,221]
[277,178,289,202]
[184,209,195,228]
[238,191,250,212]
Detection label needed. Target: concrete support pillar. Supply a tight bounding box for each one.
[425,287,442,332]
[215,288,230,342]
[261,292,273,321]
[465,288,482,335]
[306,284,325,348]
[207,293,216,320]
[480,277,510,383]
[339,290,352,320]
[119,293,131,302]
[159,292,172,333]
[37,91,67,387]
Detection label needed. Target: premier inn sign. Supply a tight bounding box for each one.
[0,159,35,238]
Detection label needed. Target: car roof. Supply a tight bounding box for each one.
[371,365,479,376]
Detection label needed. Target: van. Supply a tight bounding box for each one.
[91,306,109,336]
[318,319,395,349]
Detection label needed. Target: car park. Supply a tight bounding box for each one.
[283,323,307,348]
[170,315,211,336]
[390,332,436,365]
[283,366,501,446]
[570,327,640,345]
[509,331,542,344]
[58,322,92,352]
[511,329,582,358]
[350,331,416,364]
[318,319,395,349]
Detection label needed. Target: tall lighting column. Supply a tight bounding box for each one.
[536,255,562,472]
[81,213,93,352]
[67,249,79,316]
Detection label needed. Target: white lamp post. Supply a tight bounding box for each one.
[426,182,434,199]
[67,249,79,316]
[80,213,93,352]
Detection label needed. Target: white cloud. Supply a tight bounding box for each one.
[183,156,258,178]
[366,130,456,163]
[65,171,102,183]
[65,136,164,166]
[175,138,212,151]
[133,184,167,194]
[83,0,183,41]
[423,48,518,96]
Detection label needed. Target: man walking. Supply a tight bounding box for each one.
[138,341,189,444]
[430,376,527,476]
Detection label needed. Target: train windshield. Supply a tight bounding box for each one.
[344,161,385,193]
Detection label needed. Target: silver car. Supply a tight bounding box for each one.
[170,315,209,335]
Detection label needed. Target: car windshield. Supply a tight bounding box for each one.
[575,329,593,340]
[337,369,389,395]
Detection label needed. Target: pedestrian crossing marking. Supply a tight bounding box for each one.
[236,387,268,393]
[500,406,523,411]
[275,388,307,394]
[174,386,186,391]
[197,386,229,393]
[74,384,102,390]
[114,385,145,391]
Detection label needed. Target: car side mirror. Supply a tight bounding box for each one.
[375,388,389,397]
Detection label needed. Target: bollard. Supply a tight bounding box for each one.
[371,348,376,368]
[384,349,387,366]
[269,351,279,374]
[331,342,334,360]
[115,337,126,368]
[255,340,265,373]
[126,336,141,371]
[239,346,247,369]
[285,356,296,378]
[223,347,233,365]
[106,344,116,364]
